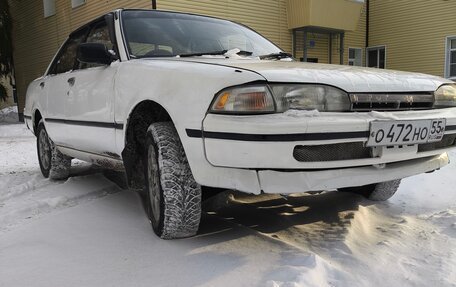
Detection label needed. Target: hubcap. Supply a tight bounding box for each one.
[148,145,161,226]
[38,129,51,170]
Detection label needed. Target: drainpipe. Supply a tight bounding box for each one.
[365,0,369,48]
[152,0,157,9]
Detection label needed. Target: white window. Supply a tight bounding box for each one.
[367,46,386,69]
[71,0,86,8]
[43,0,56,18]
[348,48,362,66]
[445,37,456,79]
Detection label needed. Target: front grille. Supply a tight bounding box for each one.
[293,135,456,163]
[293,142,372,162]
[350,93,434,111]
[418,134,456,152]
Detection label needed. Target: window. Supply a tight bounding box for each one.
[49,29,87,75]
[79,21,113,69]
[43,0,56,18]
[445,37,456,78]
[86,22,113,49]
[348,48,362,66]
[71,0,86,8]
[367,46,386,69]
[121,10,281,58]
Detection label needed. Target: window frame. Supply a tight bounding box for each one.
[43,0,56,18]
[444,36,456,79]
[348,47,363,66]
[366,45,386,69]
[71,0,86,9]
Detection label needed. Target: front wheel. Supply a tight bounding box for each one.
[36,120,71,180]
[338,180,401,201]
[144,122,202,239]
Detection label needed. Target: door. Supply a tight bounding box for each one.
[64,19,118,156]
[44,28,88,145]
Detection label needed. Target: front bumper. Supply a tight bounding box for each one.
[182,108,456,194]
[257,153,448,193]
[199,108,456,169]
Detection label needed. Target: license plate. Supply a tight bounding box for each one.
[367,119,446,147]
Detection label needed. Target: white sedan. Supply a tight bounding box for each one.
[24,9,456,239]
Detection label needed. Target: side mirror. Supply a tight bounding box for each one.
[77,43,114,65]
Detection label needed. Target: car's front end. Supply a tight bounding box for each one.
[187,61,456,194]
[118,9,456,195]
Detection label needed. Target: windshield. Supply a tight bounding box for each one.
[121,10,282,58]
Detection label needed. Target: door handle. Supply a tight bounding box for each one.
[67,77,75,86]
[39,82,45,88]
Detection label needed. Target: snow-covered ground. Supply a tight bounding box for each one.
[0,106,18,124]
[0,118,455,286]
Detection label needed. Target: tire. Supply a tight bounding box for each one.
[144,122,202,239]
[36,120,71,180]
[338,179,401,201]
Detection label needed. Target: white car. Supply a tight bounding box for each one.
[24,9,456,239]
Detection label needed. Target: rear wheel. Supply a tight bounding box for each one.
[338,180,401,201]
[36,120,71,180]
[144,122,202,239]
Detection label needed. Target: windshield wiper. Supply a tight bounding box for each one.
[178,50,253,58]
[259,52,293,60]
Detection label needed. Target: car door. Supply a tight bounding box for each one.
[64,19,118,157]
[44,28,88,146]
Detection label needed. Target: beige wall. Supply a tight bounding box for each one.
[331,3,366,65]
[369,0,456,77]
[294,32,329,64]
[287,0,364,31]
[293,2,366,65]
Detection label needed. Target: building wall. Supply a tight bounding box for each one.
[294,32,330,64]
[338,2,366,66]
[294,2,366,65]
[369,0,456,77]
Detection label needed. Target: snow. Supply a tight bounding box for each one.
[367,110,400,120]
[1,122,455,286]
[283,109,320,118]
[0,106,18,124]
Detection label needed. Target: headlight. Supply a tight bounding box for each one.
[209,84,350,114]
[271,84,351,112]
[434,84,456,107]
[210,85,275,114]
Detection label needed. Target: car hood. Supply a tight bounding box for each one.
[151,58,452,93]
